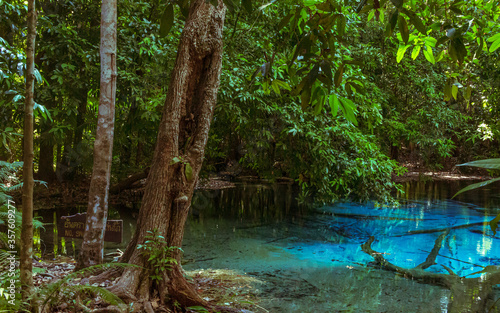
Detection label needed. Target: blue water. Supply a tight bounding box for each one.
[181,181,500,312]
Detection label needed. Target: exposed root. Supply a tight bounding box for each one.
[89,266,124,285]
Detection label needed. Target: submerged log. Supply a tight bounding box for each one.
[361,232,500,312]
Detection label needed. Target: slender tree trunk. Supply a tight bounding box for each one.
[21,0,37,303]
[106,1,226,309]
[76,0,117,270]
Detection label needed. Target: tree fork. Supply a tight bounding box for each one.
[104,0,228,311]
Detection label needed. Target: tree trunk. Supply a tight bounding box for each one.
[21,0,37,303]
[107,0,226,309]
[76,0,117,270]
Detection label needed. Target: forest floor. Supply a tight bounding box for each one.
[32,256,264,312]
[393,161,490,182]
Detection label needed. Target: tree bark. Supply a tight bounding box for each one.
[105,0,227,309]
[21,0,37,303]
[76,0,117,270]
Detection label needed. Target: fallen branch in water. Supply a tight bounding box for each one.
[361,231,500,313]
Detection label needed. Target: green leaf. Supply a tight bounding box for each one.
[451,84,458,100]
[444,81,452,101]
[320,60,333,89]
[453,37,467,63]
[411,45,421,60]
[300,89,311,109]
[160,4,174,38]
[436,35,450,47]
[170,157,181,165]
[367,10,376,22]
[337,15,346,37]
[457,158,500,170]
[489,38,500,52]
[385,10,399,37]
[334,64,344,88]
[277,13,293,32]
[401,9,426,35]
[313,87,326,115]
[464,86,472,101]
[487,33,500,42]
[490,214,500,235]
[398,15,409,44]
[452,178,500,199]
[270,80,281,95]
[273,79,291,91]
[423,45,435,64]
[185,163,193,181]
[396,44,411,63]
[329,94,339,118]
[339,97,357,126]
[424,37,437,47]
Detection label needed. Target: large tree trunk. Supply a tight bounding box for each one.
[21,0,37,303]
[106,0,226,310]
[76,0,117,270]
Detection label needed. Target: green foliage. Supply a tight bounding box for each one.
[0,161,44,311]
[137,229,181,283]
[452,158,500,234]
[2,0,499,205]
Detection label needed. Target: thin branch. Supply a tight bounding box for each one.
[415,230,449,270]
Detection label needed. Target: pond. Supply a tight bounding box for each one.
[37,179,500,312]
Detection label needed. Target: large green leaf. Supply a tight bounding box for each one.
[329,94,339,118]
[396,44,411,63]
[490,214,500,235]
[423,45,435,64]
[185,163,194,181]
[339,97,357,126]
[160,4,174,38]
[453,37,467,63]
[386,10,399,37]
[457,158,500,169]
[277,13,293,32]
[411,45,421,60]
[452,177,500,199]
[490,38,500,53]
[488,33,500,42]
[398,15,409,44]
[451,84,458,100]
[334,64,344,88]
[401,9,426,35]
[337,15,346,37]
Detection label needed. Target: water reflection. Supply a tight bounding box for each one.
[35,180,500,312]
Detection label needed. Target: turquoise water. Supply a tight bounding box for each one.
[37,180,500,312]
[181,181,500,312]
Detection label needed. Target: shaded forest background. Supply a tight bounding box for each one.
[1,0,500,206]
